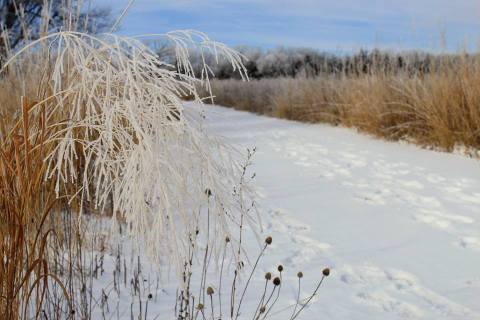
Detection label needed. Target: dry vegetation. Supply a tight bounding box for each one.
[208,53,480,153]
[0,3,332,319]
[0,44,328,318]
[0,6,253,315]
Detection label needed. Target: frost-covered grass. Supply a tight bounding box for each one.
[0,1,333,319]
[0,16,331,317]
[5,30,251,265]
[0,27,262,318]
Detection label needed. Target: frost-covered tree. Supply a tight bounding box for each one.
[0,0,111,60]
[172,45,443,80]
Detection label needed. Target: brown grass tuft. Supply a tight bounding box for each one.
[0,95,73,318]
[208,53,480,152]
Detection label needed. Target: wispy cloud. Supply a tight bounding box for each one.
[100,0,480,51]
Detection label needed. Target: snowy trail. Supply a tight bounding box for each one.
[204,104,480,320]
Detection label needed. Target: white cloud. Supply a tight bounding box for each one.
[98,0,480,51]
[108,0,479,23]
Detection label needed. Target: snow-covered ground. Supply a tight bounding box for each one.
[203,104,480,320]
[91,104,480,319]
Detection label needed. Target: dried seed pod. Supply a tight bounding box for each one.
[206,286,214,295]
[277,265,283,272]
[265,272,272,280]
[273,277,281,286]
[265,236,273,245]
[322,268,330,277]
[297,271,303,278]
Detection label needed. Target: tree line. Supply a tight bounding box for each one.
[161,45,473,80]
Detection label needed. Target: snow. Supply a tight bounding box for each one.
[89,104,480,319]
[202,104,480,319]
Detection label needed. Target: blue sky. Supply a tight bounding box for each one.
[99,0,480,53]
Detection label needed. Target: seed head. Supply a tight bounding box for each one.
[322,268,330,277]
[225,236,230,243]
[265,236,272,245]
[206,286,214,295]
[273,277,281,286]
[197,303,204,310]
[148,293,153,299]
[277,265,283,272]
[259,306,266,313]
[265,272,272,280]
[297,271,303,278]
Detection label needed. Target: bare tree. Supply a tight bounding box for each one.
[0,0,112,59]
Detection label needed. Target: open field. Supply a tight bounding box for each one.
[81,103,480,319]
[207,58,480,154]
[203,103,480,319]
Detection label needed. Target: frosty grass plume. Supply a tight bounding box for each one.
[1,30,254,276]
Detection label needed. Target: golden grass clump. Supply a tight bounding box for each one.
[208,53,480,152]
[0,96,72,318]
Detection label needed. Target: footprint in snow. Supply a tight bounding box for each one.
[266,209,331,268]
[339,264,474,319]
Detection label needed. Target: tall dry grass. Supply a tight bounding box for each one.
[0,28,250,320]
[208,53,480,152]
[0,94,78,318]
[0,3,330,319]
[0,0,257,316]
